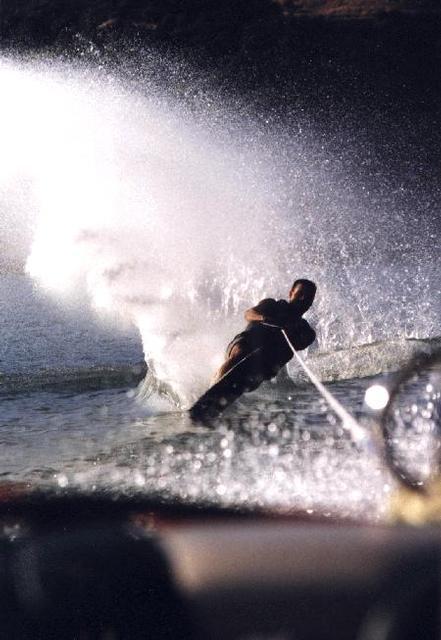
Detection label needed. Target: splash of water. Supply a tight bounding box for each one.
[0,53,439,404]
[1,56,287,402]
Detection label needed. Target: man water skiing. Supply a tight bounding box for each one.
[190,279,317,420]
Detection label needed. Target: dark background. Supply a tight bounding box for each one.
[2,0,440,104]
[2,0,441,223]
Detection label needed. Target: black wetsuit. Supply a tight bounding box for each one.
[227,298,316,380]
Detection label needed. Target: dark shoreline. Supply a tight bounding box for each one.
[2,1,441,211]
[2,1,441,100]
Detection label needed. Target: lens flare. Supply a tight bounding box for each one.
[364,384,390,411]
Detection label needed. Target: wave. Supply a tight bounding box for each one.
[298,335,441,383]
[1,336,439,400]
[138,335,441,411]
[0,362,147,396]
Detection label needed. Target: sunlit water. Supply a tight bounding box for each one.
[0,272,406,522]
[0,52,440,521]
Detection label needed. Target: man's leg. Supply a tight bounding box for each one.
[211,343,246,385]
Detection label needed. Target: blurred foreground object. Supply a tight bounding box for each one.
[391,478,441,525]
[380,350,441,523]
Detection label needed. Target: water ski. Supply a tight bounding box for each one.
[189,349,265,422]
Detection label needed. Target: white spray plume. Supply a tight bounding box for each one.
[0,55,439,405]
[0,58,288,403]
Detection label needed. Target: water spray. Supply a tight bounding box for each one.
[1,57,439,408]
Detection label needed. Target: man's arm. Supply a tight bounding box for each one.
[244,307,265,322]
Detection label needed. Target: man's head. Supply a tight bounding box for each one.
[288,279,316,314]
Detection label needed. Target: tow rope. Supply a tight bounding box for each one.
[261,322,375,450]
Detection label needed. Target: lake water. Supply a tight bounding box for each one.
[0,273,397,522]
[0,54,439,523]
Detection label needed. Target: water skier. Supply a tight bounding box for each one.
[190,279,317,420]
[214,278,317,386]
